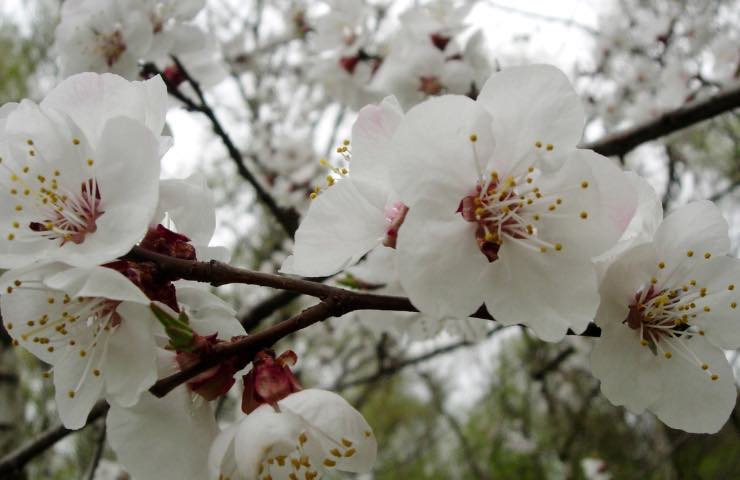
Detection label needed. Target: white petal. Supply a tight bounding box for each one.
[281,389,377,473]
[53,345,106,429]
[108,388,218,480]
[350,95,403,195]
[41,73,167,144]
[175,282,246,339]
[486,239,599,341]
[651,337,736,433]
[43,266,150,304]
[103,302,158,407]
[589,320,663,414]
[654,201,730,266]
[233,405,305,478]
[390,94,494,210]
[594,172,663,279]
[282,179,387,277]
[687,256,740,349]
[155,173,217,246]
[396,198,488,318]
[477,64,584,172]
[209,424,240,480]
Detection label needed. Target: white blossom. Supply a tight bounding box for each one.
[591,201,739,433]
[209,389,377,480]
[0,72,166,268]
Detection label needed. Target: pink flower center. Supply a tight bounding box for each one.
[419,76,443,95]
[458,175,532,262]
[94,29,127,67]
[624,273,722,381]
[29,179,104,246]
[383,201,408,248]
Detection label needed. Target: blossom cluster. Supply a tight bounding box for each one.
[579,0,739,127]
[54,0,226,87]
[309,0,491,109]
[284,64,740,434]
[0,73,376,479]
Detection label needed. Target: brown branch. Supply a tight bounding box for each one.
[0,401,109,476]
[128,246,601,336]
[586,83,740,157]
[149,58,300,237]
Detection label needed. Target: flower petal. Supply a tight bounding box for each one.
[390,94,494,210]
[396,198,487,318]
[653,200,730,266]
[103,302,158,407]
[477,64,584,172]
[107,388,218,480]
[282,179,387,277]
[651,336,735,433]
[281,389,377,473]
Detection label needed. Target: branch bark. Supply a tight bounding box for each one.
[585,83,740,157]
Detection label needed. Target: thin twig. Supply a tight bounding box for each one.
[0,401,109,476]
[85,422,106,480]
[150,58,300,236]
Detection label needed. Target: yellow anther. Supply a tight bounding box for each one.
[344,448,356,457]
[701,364,709,370]
[26,139,33,145]
[72,138,80,145]
[580,181,588,189]
[87,159,94,166]
[469,133,477,142]
[68,390,75,398]
[341,438,353,447]
[546,144,553,151]
[728,284,735,291]
[309,192,317,200]
[7,233,14,241]
[703,306,711,312]
[704,252,711,259]
[299,432,308,445]
[330,448,342,457]
[14,205,22,212]
[342,139,350,146]
[580,211,588,219]
[555,243,562,251]
[540,246,547,253]
[658,261,665,269]
[534,141,542,148]
[731,302,737,309]
[323,459,336,467]
[687,250,694,257]
[711,374,719,381]
[93,369,101,377]
[664,352,672,359]
[640,339,648,346]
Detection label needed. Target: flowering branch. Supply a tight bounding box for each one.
[586,82,740,157]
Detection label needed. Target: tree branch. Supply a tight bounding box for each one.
[149,58,300,237]
[0,402,109,476]
[586,83,740,157]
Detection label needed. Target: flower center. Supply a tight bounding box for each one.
[29,179,104,246]
[419,75,443,95]
[95,29,127,67]
[624,270,724,382]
